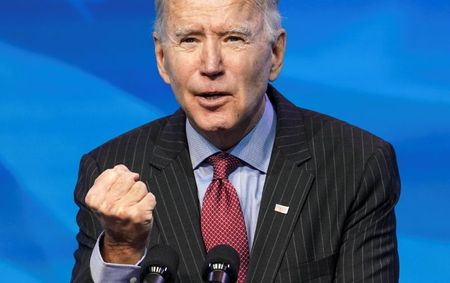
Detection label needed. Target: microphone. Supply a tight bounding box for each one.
[202,244,240,283]
[141,244,179,283]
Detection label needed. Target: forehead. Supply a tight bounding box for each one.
[165,0,262,29]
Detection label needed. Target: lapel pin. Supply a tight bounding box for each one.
[274,204,289,214]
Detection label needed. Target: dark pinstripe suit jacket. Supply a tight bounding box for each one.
[72,85,400,282]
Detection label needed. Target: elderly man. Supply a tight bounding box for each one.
[72,0,400,282]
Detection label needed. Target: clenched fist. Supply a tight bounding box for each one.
[85,164,156,264]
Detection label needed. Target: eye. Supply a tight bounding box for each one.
[180,37,197,44]
[225,35,245,43]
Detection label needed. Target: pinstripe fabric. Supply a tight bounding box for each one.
[72,84,400,282]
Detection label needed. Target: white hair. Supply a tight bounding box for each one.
[153,0,281,44]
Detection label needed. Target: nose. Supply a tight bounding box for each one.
[200,39,224,80]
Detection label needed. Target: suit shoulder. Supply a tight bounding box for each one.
[269,86,392,153]
[298,107,399,196]
[85,115,172,165]
[299,107,394,156]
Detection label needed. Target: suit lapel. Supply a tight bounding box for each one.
[146,110,206,281]
[248,85,315,282]
[144,86,315,282]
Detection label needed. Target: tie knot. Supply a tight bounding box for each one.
[208,153,241,180]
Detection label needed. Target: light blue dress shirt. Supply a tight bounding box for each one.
[90,95,276,282]
[186,95,276,250]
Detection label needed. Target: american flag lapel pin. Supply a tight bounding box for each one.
[274,204,289,214]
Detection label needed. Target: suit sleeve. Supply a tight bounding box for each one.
[71,153,103,283]
[334,143,400,282]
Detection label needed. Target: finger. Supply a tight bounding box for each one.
[88,168,120,197]
[105,190,155,228]
[116,181,150,207]
[113,164,141,180]
[137,192,157,212]
[111,165,141,189]
[107,171,141,201]
[129,193,156,224]
[86,165,139,207]
[113,164,130,173]
[93,164,135,190]
[85,171,119,212]
[139,193,156,222]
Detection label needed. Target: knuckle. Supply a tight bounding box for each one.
[124,172,138,182]
[113,206,127,219]
[109,170,119,178]
[85,195,96,207]
[146,193,156,205]
[103,168,114,175]
[85,191,102,210]
[148,192,155,200]
[85,191,94,202]
[114,164,129,171]
[93,175,102,185]
[128,209,142,224]
[99,200,111,212]
[136,181,148,191]
[98,169,118,182]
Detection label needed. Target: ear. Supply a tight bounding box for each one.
[153,32,171,84]
[269,28,286,81]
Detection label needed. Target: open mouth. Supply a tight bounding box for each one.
[195,91,231,108]
[197,92,230,99]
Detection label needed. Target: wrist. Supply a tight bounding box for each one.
[101,233,146,264]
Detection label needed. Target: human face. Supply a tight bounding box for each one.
[154,0,285,149]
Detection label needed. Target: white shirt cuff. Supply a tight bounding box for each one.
[90,232,147,283]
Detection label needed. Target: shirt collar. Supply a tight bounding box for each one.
[186,94,276,173]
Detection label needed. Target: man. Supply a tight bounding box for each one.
[72,0,400,282]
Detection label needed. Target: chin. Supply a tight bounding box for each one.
[194,113,233,130]
[201,123,231,133]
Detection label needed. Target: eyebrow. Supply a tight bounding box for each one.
[174,27,199,37]
[174,26,253,38]
[224,26,252,37]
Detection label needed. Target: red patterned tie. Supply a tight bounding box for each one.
[201,153,250,283]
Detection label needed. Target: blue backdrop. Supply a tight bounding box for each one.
[0,0,449,282]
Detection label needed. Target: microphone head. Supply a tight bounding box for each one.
[141,244,179,282]
[202,244,240,282]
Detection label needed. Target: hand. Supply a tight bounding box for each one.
[85,164,156,264]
